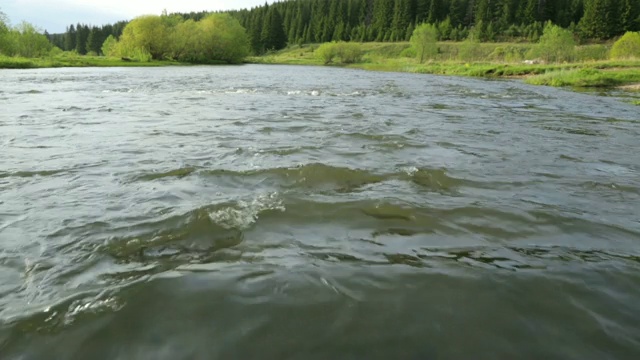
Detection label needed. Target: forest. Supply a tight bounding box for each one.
[42,0,640,56]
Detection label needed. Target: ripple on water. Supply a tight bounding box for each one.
[2,65,640,358]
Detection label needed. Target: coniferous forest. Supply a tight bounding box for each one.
[41,0,640,56]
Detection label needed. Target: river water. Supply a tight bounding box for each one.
[1,65,639,359]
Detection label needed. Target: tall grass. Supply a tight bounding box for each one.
[0,54,181,68]
[525,68,640,87]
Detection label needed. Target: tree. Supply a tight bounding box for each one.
[261,7,287,51]
[64,25,76,52]
[0,9,11,55]
[528,22,576,62]
[101,35,119,57]
[580,0,614,39]
[410,23,438,63]
[197,14,250,64]
[0,8,8,32]
[118,16,170,60]
[610,31,640,59]
[12,21,52,57]
[75,24,89,54]
[86,27,103,55]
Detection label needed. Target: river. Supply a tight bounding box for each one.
[1,65,639,359]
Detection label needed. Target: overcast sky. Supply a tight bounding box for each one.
[1,0,272,33]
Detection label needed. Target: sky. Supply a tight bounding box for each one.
[1,0,272,33]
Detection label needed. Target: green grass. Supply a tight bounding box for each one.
[524,68,640,87]
[5,42,640,91]
[249,42,640,89]
[0,55,182,69]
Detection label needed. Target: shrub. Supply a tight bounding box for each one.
[458,36,482,62]
[610,32,640,60]
[315,41,364,64]
[315,42,338,64]
[527,22,576,63]
[410,23,438,63]
[335,42,363,64]
[574,45,609,61]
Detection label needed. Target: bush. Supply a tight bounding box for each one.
[410,23,438,63]
[101,35,118,57]
[315,41,364,64]
[458,37,482,62]
[575,45,609,61]
[527,22,575,63]
[336,42,363,63]
[610,32,640,60]
[315,42,338,64]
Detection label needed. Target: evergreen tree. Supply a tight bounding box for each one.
[86,27,102,54]
[64,25,76,52]
[261,7,287,51]
[75,24,89,54]
[580,0,611,39]
[372,0,394,41]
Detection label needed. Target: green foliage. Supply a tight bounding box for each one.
[525,68,640,87]
[198,14,250,64]
[489,46,526,62]
[574,45,609,61]
[101,35,118,57]
[458,36,482,62]
[261,7,287,51]
[119,15,170,60]
[410,23,438,63]
[610,32,640,59]
[0,21,52,57]
[527,22,576,63]
[113,13,249,64]
[336,42,364,63]
[315,41,364,64]
[316,42,338,64]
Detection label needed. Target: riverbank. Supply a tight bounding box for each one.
[248,42,640,91]
[3,42,640,96]
[0,55,181,69]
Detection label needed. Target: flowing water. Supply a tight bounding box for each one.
[1,65,639,359]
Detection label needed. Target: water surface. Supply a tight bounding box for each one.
[1,65,639,359]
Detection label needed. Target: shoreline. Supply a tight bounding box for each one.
[3,53,640,97]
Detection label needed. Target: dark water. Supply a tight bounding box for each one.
[1,65,639,359]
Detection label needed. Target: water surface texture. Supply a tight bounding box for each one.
[1,65,639,359]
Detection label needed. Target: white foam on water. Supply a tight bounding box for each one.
[208,192,285,230]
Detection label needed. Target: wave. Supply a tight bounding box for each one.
[129,163,481,194]
[102,193,284,262]
[0,169,68,178]
[134,167,198,181]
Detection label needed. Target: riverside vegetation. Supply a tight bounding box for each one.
[253,24,640,91]
[1,2,640,95]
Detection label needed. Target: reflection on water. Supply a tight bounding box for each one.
[1,65,639,359]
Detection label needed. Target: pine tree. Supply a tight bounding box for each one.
[580,0,611,39]
[64,25,76,52]
[75,24,89,55]
[262,7,287,51]
[372,0,394,41]
[426,0,439,24]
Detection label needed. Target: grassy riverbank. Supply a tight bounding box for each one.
[249,42,640,90]
[0,54,181,69]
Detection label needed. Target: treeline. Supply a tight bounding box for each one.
[51,0,640,56]
[47,22,127,55]
[229,0,639,53]
[102,13,249,63]
[1,11,52,57]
